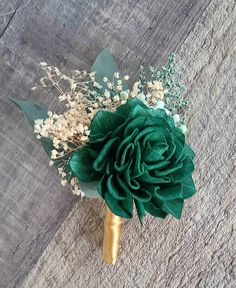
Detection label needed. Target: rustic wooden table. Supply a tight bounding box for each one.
[0,0,236,287]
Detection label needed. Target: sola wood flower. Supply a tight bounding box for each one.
[12,49,196,265]
[70,98,195,223]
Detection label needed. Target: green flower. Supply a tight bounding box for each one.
[70,99,196,222]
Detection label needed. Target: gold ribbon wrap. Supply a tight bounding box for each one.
[102,206,123,265]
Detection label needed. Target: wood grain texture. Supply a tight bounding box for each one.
[0,0,23,36]
[19,0,236,287]
[0,0,234,287]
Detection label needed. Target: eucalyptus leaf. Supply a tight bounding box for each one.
[10,98,53,156]
[10,98,48,127]
[79,181,99,198]
[90,48,127,90]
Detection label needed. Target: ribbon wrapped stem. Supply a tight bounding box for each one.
[102,206,123,265]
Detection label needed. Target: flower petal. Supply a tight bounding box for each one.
[107,175,126,200]
[70,148,100,182]
[134,199,145,224]
[104,192,133,218]
[116,98,146,117]
[131,142,145,178]
[171,157,194,181]
[144,200,167,218]
[156,183,182,200]
[163,198,184,219]
[181,176,196,199]
[93,137,119,172]
[89,110,124,141]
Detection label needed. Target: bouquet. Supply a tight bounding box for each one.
[12,49,196,264]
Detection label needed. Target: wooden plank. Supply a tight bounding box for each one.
[0,0,213,287]
[20,0,236,287]
[0,0,23,36]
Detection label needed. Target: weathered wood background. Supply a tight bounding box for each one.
[0,0,236,287]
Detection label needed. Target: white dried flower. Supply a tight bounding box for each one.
[157,100,165,109]
[104,90,110,98]
[137,93,146,102]
[113,95,120,102]
[80,191,85,197]
[61,179,67,186]
[71,83,77,90]
[107,82,113,89]
[114,72,119,79]
[116,85,123,91]
[85,129,90,136]
[78,123,84,134]
[70,178,76,186]
[72,186,84,196]
[51,150,58,159]
[39,62,47,67]
[131,81,140,96]
[147,81,153,89]
[35,119,44,125]
[179,124,188,134]
[93,82,102,89]
[39,78,47,87]
[173,114,180,124]
[81,136,88,141]
[153,81,162,90]
[93,103,99,108]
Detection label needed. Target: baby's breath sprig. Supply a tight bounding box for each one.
[123,54,188,130]
[138,66,147,93]
[150,53,187,116]
[91,73,131,110]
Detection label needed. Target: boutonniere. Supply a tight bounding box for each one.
[12,49,196,265]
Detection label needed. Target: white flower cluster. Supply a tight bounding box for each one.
[131,80,167,107]
[34,110,90,155]
[33,64,100,196]
[129,80,186,132]
[91,72,131,110]
[93,76,167,112]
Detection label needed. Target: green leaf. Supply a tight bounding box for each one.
[134,199,145,224]
[79,181,100,198]
[69,148,101,182]
[89,110,124,141]
[11,98,53,156]
[10,98,48,127]
[90,48,127,90]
